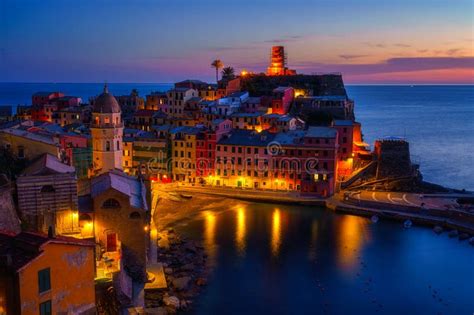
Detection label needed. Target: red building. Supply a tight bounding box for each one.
[196,119,232,180]
[271,86,294,114]
[266,46,296,76]
[32,92,64,106]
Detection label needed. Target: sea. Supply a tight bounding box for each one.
[0,82,472,191]
[1,83,473,314]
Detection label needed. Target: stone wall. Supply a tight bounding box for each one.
[375,139,413,179]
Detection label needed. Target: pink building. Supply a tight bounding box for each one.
[271,87,294,115]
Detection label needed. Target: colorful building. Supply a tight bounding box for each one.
[0,231,96,315]
[266,46,296,76]
[271,86,294,115]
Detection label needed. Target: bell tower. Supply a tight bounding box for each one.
[91,84,123,175]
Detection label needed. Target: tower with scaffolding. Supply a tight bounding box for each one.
[266,46,296,76]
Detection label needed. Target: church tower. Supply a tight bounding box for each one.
[91,84,123,175]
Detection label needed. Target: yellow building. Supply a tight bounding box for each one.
[0,232,96,315]
[170,126,201,182]
[0,127,59,161]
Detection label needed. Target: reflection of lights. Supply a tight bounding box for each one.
[204,211,217,263]
[236,207,246,256]
[337,215,370,273]
[271,209,281,256]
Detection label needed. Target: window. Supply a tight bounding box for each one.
[38,268,51,293]
[102,198,121,209]
[116,141,120,150]
[18,146,25,158]
[106,141,111,151]
[40,185,55,193]
[129,211,141,219]
[39,300,52,315]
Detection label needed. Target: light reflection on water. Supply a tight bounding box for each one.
[271,208,281,257]
[178,203,474,315]
[235,207,246,256]
[336,215,371,273]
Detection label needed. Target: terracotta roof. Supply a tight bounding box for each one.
[0,231,94,272]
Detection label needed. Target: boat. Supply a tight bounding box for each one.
[433,225,443,234]
[448,230,459,238]
[371,215,379,223]
[403,219,412,228]
[469,237,474,246]
[180,193,193,199]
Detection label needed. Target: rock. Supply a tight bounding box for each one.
[145,307,168,315]
[433,226,443,234]
[172,276,191,290]
[181,263,195,271]
[459,233,470,240]
[196,277,207,286]
[164,267,173,274]
[163,296,180,308]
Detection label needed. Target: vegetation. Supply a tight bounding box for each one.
[211,59,224,83]
[221,66,235,81]
[0,147,29,180]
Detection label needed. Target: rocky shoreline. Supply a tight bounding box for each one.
[145,228,209,314]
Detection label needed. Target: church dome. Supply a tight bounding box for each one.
[93,84,121,113]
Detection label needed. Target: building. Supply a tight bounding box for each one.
[144,92,167,111]
[90,170,149,305]
[261,114,299,132]
[271,86,294,115]
[0,127,60,161]
[16,154,80,236]
[90,84,124,175]
[32,92,64,106]
[170,126,202,182]
[230,112,262,131]
[196,119,232,180]
[164,88,198,117]
[0,231,96,315]
[266,46,296,76]
[131,132,169,179]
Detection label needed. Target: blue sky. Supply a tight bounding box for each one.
[1,0,473,83]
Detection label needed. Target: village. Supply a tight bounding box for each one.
[0,46,473,315]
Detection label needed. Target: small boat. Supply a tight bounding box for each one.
[433,226,443,234]
[371,215,379,223]
[180,193,193,199]
[403,219,412,228]
[469,237,474,246]
[448,230,458,238]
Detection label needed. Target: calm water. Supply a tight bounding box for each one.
[0,83,472,190]
[176,203,474,315]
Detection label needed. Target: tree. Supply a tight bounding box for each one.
[211,59,224,83]
[221,66,235,81]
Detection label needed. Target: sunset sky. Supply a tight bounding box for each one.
[1,0,473,84]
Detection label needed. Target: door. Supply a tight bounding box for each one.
[106,233,118,252]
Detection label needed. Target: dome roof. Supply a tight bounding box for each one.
[93,84,121,113]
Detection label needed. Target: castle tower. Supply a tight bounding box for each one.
[267,46,296,76]
[91,84,123,175]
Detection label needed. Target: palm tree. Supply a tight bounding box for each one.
[211,59,224,83]
[221,66,235,81]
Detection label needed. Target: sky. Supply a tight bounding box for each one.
[0,0,473,84]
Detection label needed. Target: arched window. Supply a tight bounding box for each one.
[102,198,120,209]
[116,140,120,150]
[129,211,141,219]
[106,141,111,151]
[104,117,110,124]
[40,185,55,193]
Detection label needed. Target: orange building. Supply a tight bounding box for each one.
[0,232,96,315]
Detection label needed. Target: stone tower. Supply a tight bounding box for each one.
[91,84,123,175]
